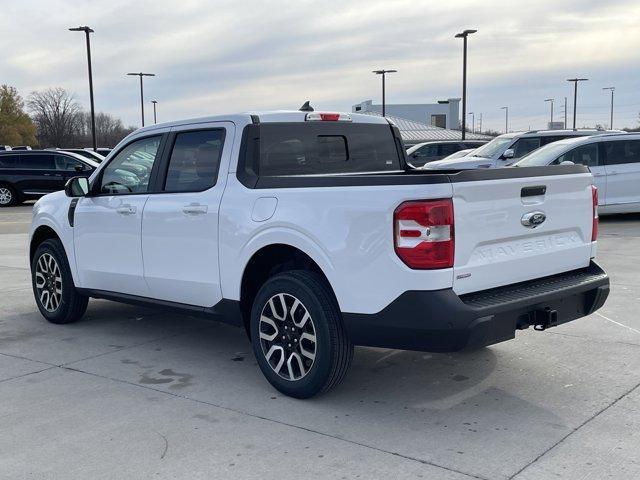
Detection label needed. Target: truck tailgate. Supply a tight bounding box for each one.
[451,171,595,295]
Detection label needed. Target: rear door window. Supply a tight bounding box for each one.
[257,123,401,176]
[164,129,225,192]
[556,144,599,167]
[601,140,640,165]
[511,138,541,158]
[19,154,55,170]
[439,144,460,157]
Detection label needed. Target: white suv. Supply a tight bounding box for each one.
[423,129,624,169]
[516,133,640,214]
[29,110,609,398]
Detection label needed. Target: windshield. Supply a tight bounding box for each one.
[514,143,570,167]
[470,136,513,158]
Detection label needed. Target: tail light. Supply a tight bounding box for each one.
[394,199,454,269]
[591,185,598,242]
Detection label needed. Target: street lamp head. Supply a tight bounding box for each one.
[127,72,156,77]
[69,26,94,33]
[544,98,554,102]
[455,29,477,38]
[566,78,588,82]
[151,100,158,104]
[372,69,397,74]
[602,86,615,91]
[500,106,508,110]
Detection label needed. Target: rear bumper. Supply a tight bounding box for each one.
[342,261,609,352]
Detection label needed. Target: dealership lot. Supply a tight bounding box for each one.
[0,204,638,479]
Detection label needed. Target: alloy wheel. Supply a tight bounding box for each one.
[35,253,62,312]
[259,293,317,381]
[0,187,12,205]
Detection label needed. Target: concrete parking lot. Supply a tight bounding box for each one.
[0,203,638,480]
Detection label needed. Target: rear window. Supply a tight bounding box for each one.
[253,123,401,176]
[0,155,18,168]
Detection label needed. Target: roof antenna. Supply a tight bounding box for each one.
[299,101,314,112]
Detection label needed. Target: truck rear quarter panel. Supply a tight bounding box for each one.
[219,175,454,314]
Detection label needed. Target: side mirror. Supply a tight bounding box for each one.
[502,148,515,159]
[65,176,90,197]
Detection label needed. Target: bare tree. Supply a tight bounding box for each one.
[27,88,82,147]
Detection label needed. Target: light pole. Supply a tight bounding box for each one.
[468,112,475,133]
[500,106,509,133]
[566,78,588,129]
[479,113,483,134]
[544,98,554,127]
[564,96,567,128]
[69,26,97,151]
[455,29,477,140]
[372,69,397,117]
[602,87,615,129]
[151,100,158,124]
[127,72,156,127]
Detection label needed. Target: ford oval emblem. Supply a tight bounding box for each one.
[521,211,546,228]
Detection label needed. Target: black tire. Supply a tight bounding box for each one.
[250,270,353,399]
[31,238,88,324]
[0,183,18,207]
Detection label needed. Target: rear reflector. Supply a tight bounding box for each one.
[591,185,598,242]
[394,199,454,269]
[305,112,352,122]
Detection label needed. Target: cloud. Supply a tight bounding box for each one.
[2,0,639,131]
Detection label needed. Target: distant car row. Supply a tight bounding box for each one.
[411,129,639,214]
[1,145,112,157]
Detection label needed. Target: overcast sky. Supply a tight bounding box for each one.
[3,0,640,132]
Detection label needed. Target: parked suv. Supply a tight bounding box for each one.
[29,111,609,398]
[406,140,487,167]
[423,129,624,169]
[516,133,640,214]
[0,150,97,206]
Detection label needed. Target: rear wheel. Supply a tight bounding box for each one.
[0,184,17,207]
[250,270,353,398]
[31,239,88,324]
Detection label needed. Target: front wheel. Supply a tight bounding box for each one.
[31,238,88,324]
[250,270,353,399]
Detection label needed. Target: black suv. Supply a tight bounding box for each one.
[0,150,97,207]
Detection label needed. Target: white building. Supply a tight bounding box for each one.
[352,98,461,130]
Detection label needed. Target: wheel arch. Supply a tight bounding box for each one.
[238,243,337,335]
[30,225,61,263]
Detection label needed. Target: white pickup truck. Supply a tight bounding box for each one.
[29,110,609,398]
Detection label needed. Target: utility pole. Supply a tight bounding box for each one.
[500,106,509,133]
[455,29,477,140]
[566,78,588,129]
[544,98,554,127]
[602,87,615,129]
[127,72,156,127]
[151,100,158,124]
[478,113,482,133]
[564,97,567,129]
[372,69,397,117]
[69,26,97,151]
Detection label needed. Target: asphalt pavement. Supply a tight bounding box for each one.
[0,203,638,479]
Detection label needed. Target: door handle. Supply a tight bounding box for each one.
[592,172,605,177]
[182,204,208,215]
[116,205,137,215]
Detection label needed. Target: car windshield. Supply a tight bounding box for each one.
[470,136,513,158]
[514,143,571,167]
